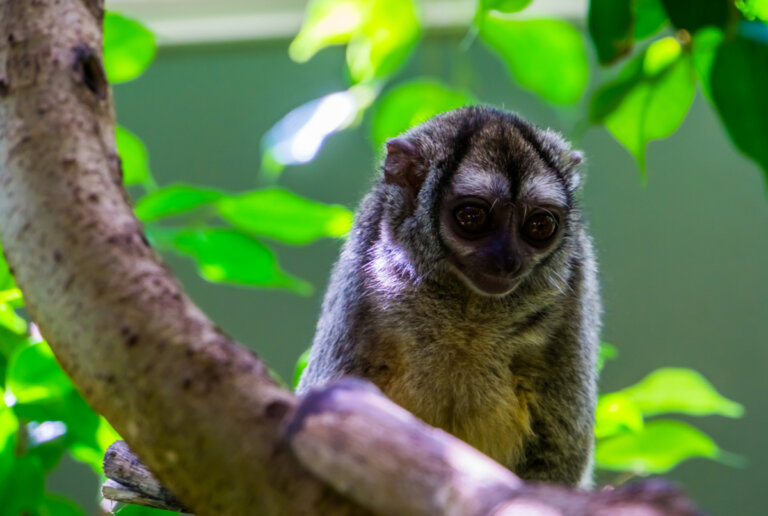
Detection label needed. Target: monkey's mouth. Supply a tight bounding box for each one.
[469,272,520,296]
[449,264,520,297]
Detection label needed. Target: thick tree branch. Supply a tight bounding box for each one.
[0,2,703,516]
[0,1,360,514]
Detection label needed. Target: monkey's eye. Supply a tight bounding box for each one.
[522,212,558,244]
[454,205,489,233]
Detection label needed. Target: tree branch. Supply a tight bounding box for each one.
[0,1,360,514]
[0,2,703,516]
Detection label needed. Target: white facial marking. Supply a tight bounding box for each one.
[519,173,567,206]
[452,168,510,199]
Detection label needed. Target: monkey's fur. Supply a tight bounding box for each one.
[297,107,601,486]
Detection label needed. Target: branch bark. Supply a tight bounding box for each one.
[0,2,703,516]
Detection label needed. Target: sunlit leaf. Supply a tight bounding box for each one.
[70,415,122,475]
[116,125,153,187]
[293,348,311,389]
[151,228,313,295]
[595,392,643,439]
[659,0,729,32]
[134,184,224,222]
[620,367,744,418]
[480,15,588,105]
[0,302,26,336]
[0,242,15,292]
[0,455,44,516]
[289,0,366,62]
[478,0,532,14]
[595,420,722,474]
[597,342,618,372]
[217,188,353,245]
[710,24,768,185]
[261,85,377,175]
[736,0,768,21]
[591,37,696,173]
[103,12,157,84]
[634,0,668,39]
[0,325,29,364]
[371,79,475,150]
[588,0,634,65]
[692,27,724,100]
[0,405,18,489]
[38,494,86,516]
[346,0,421,83]
[290,0,420,83]
[0,288,22,307]
[6,341,73,404]
[95,417,122,454]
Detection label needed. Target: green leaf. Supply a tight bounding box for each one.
[0,405,19,489]
[151,228,313,295]
[293,348,311,389]
[6,341,74,405]
[591,37,696,173]
[134,184,224,222]
[217,188,353,245]
[289,0,367,62]
[595,420,722,474]
[103,12,157,84]
[595,392,644,439]
[67,415,120,476]
[736,0,768,21]
[23,421,69,473]
[620,367,744,418]
[0,243,15,292]
[588,0,634,65]
[597,342,618,372]
[480,15,589,105]
[38,494,86,516]
[634,0,669,40]
[116,125,153,187]
[346,0,421,83]
[0,301,26,336]
[371,79,475,150]
[478,0,533,15]
[710,25,768,185]
[289,0,421,83]
[0,455,44,516]
[692,27,724,100]
[659,0,729,33]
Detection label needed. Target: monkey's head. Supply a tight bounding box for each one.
[379,106,584,297]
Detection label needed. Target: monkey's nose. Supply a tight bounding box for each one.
[489,253,521,278]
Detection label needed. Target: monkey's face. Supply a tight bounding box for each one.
[438,163,569,297]
[381,107,582,297]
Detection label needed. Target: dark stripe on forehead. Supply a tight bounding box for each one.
[505,114,560,174]
[431,114,480,252]
[505,114,573,208]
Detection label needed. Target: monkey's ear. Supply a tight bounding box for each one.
[384,138,426,195]
[563,150,584,191]
[539,129,584,192]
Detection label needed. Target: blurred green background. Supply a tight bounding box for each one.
[37,3,768,515]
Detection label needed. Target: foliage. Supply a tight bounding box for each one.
[0,1,756,513]
[593,349,743,476]
[267,0,768,184]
